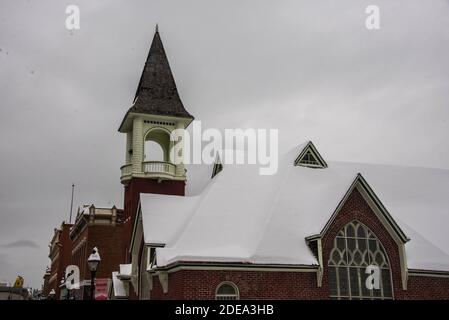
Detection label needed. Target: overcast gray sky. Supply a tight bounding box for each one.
[0,0,448,288]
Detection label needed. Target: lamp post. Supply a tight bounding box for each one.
[87,247,101,300]
[48,289,56,300]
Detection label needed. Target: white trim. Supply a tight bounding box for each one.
[308,173,409,291]
[119,111,193,133]
[139,246,151,300]
[316,238,323,287]
[327,220,394,300]
[319,174,408,242]
[354,181,409,290]
[153,264,318,274]
[129,202,142,255]
[215,281,239,300]
[408,270,449,278]
[129,207,143,294]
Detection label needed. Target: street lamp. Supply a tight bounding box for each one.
[87,247,101,300]
[48,289,56,300]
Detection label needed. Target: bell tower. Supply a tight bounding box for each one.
[118,26,194,261]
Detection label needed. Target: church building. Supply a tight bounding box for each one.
[109,27,449,300]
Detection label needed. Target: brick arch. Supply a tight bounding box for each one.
[321,187,405,299]
[215,281,240,299]
[213,273,247,299]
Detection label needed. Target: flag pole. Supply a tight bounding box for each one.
[69,183,75,224]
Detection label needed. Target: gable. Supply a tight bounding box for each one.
[306,173,410,289]
[294,141,327,168]
[318,174,408,243]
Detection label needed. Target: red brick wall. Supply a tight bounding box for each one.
[69,222,123,299]
[48,256,59,296]
[150,270,323,300]
[87,224,123,280]
[321,187,404,299]
[57,224,73,298]
[405,275,449,300]
[122,177,185,262]
[48,224,72,299]
[141,188,449,300]
[71,224,123,281]
[71,227,89,281]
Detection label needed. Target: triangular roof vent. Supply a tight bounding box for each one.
[294,141,327,168]
[211,153,223,178]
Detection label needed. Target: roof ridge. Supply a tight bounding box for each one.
[328,159,449,172]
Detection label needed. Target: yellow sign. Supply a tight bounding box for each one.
[13,276,24,288]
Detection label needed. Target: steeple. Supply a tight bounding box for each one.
[118,25,193,263]
[119,26,193,132]
[118,25,193,184]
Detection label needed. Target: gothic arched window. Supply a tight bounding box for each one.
[328,221,393,300]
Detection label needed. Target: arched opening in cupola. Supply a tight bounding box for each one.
[144,127,172,163]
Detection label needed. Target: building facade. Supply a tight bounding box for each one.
[69,205,124,300]
[47,222,72,299]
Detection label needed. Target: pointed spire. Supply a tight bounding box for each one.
[129,26,193,119]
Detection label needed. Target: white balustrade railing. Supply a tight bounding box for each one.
[142,161,176,176]
[120,164,132,177]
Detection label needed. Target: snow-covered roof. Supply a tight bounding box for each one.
[185,163,215,196]
[140,194,202,245]
[139,144,449,272]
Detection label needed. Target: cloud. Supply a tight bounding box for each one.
[0,0,448,289]
[1,240,40,249]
